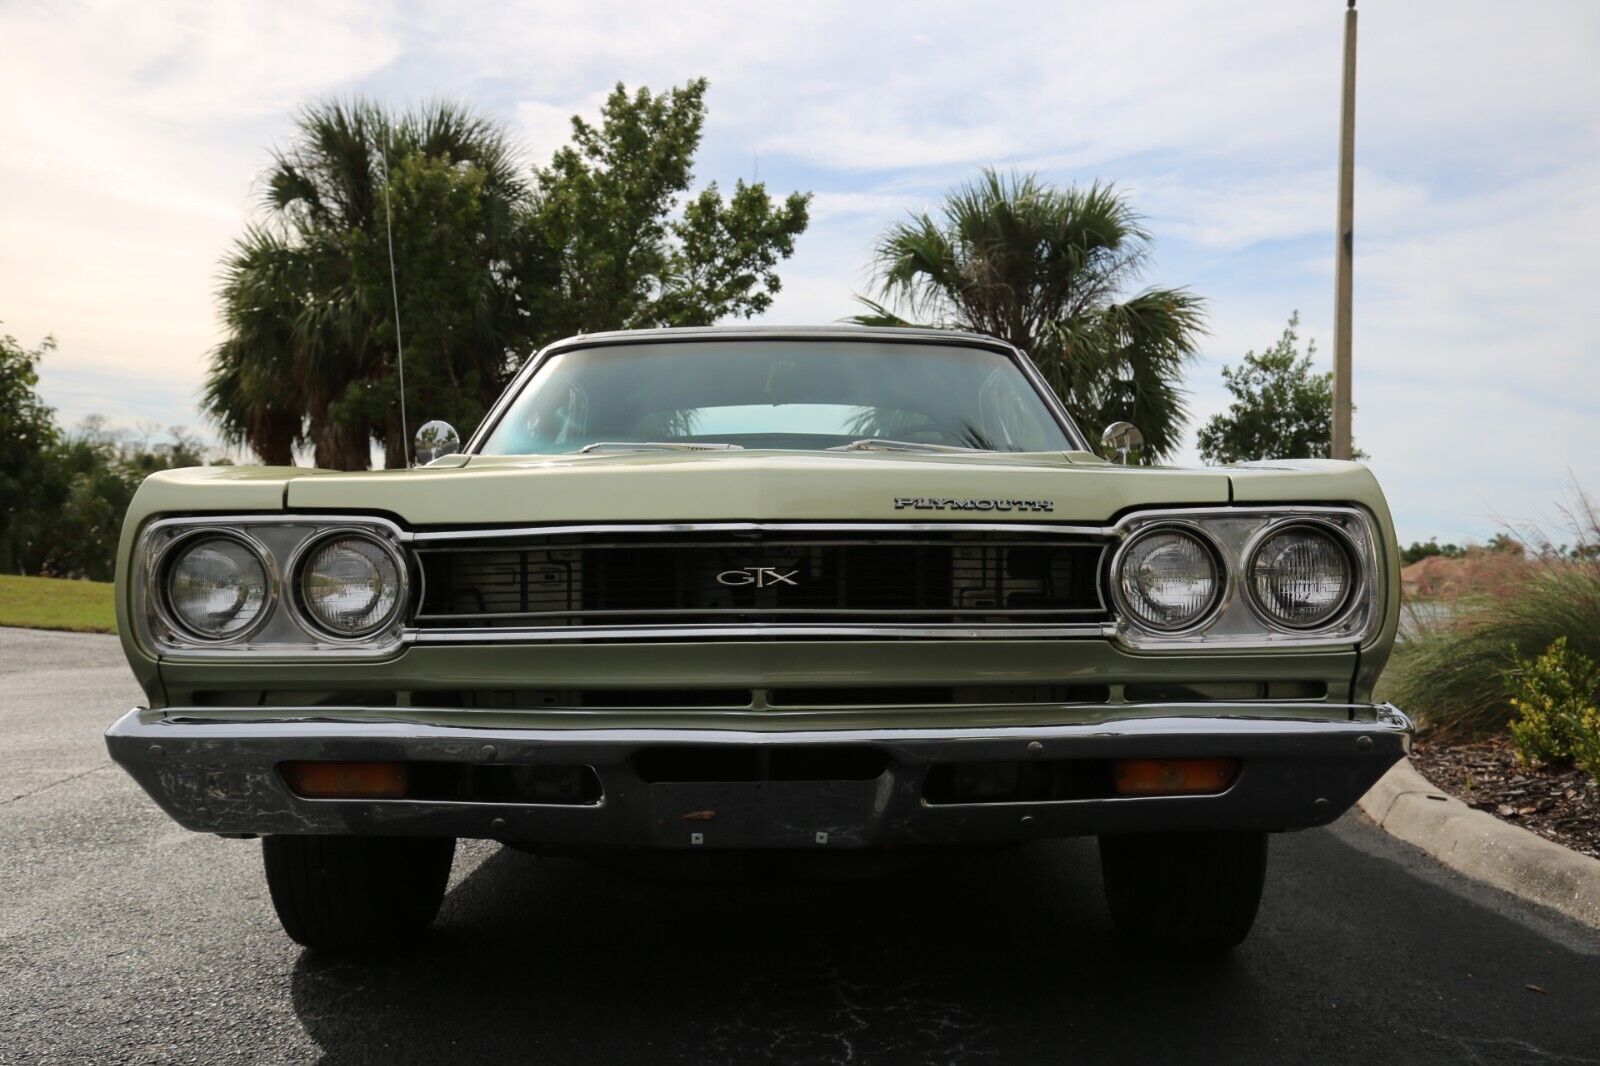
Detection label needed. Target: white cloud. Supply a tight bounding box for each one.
[514,92,610,165]
[0,0,1596,546]
[1137,168,1433,253]
[0,0,404,433]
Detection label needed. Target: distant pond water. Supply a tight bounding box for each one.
[1397,600,1458,642]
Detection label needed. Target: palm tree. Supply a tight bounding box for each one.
[202,227,308,466]
[853,170,1204,460]
[204,100,530,469]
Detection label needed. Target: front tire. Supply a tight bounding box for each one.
[262,835,455,952]
[1098,831,1267,952]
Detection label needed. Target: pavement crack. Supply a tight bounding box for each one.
[1,763,112,807]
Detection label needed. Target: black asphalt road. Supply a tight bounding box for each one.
[3,626,1598,1065]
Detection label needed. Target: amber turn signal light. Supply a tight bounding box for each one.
[282,760,409,799]
[1112,758,1239,796]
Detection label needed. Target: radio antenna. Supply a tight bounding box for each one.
[377,129,411,467]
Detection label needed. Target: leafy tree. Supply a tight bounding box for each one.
[0,329,63,572]
[4,411,206,581]
[1196,312,1364,464]
[42,421,208,580]
[853,170,1204,460]
[205,101,530,469]
[339,151,535,464]
[527,79,810,343]
[204,82,811,470]
[204,227,313,466]
[1401,539,1466,565]
[1486,532,1526,557]
[1,324,218,578]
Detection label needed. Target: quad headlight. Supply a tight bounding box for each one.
[163,534,271,640]
[139,517,410,654]
[1110,509,1379,648]
[1114,527,1223,631]
[295,533,406,638]
[1247,524,1354,628]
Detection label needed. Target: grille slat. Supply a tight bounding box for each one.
[415,529,1108,629]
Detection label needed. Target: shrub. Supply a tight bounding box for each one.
[1386,489,1600,736]
[1505,638,1600,780]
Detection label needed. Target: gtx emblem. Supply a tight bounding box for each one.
[716,567,799,587]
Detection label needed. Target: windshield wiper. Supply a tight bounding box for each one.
[578,441,745,454]
[828,439,980,454]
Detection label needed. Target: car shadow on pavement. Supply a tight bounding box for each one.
[288,837,1264,1065]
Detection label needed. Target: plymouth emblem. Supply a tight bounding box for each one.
[716,567,799,587]
[893,497,1054,513]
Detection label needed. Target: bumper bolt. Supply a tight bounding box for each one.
[1026,741,1044,755]
[147,744,163,760]
[1356,735,1374,751]
[480,745,498,761]
[490,817,507,833]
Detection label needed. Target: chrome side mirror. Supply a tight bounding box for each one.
[1099,421,1144,465]
[413,420,460,466]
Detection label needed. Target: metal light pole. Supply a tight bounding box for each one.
[1332,0,1357,460]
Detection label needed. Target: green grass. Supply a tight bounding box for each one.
[0,574,117,633]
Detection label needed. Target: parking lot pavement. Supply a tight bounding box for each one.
[3,626,1599,1065]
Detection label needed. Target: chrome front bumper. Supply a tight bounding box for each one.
[105,704,1412,847]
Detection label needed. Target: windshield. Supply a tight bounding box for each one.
[477,340,1074,455]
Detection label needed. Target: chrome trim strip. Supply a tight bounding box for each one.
[140,513,410,539]
[1010,342,1093,452]
[409,520,1114,541]
[413,606,1111,621]
[405,622,1120,644]
[115,703,1413,745]
[140,516,1118,544]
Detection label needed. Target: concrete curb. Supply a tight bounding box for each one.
[1358,757,1600,929]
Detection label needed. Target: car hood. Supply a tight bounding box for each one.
[131,453,1387,528]
[267,449,1229,525]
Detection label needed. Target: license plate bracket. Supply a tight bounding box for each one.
[649,780,879,848]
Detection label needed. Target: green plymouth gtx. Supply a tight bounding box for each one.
[105,326,1411,953]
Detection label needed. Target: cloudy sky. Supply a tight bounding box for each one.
[2,0,1596,544]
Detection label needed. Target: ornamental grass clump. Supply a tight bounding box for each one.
[1386,488,1600,737]
[1505,638,1600,782]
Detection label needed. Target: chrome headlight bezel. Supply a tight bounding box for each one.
[133,515,411,659]
[151,529,278,645]
[287,528,410,641]
[1109,523,1227,635]
[1110,505,1382,650]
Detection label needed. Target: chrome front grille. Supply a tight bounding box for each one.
[412,527,1109,630]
